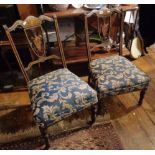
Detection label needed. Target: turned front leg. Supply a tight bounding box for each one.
[39,126,50,149]
[138,87,148,106]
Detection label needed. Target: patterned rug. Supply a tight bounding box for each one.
[0,123,124,150]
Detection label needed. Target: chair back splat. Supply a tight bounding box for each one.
[84,8,122,65]
[3,15,67,83]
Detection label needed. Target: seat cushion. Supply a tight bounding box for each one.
[90,55,150,98]
[28,68,98,127]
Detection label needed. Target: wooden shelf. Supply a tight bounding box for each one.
[44,8,88,18]
[51,46,130,65]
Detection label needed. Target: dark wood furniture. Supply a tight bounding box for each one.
[0,5,136,81]
[0,34,28,71]
[44,7,123,65]
[4,15,98,149]
[16,4,38,20]
[84,9,150,114]
[44,8,87,18]
[1,5,136,66]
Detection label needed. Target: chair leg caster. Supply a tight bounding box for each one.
[138,87,147,106]
[39,126,50,150]
[88,105,97,125]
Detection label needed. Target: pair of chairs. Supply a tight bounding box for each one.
[4,12,150,149]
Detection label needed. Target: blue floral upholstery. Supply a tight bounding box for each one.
[90,55,150,98]
[28,68,98,127]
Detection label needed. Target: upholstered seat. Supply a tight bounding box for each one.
[28,68,98,128]
[90,55,150,98]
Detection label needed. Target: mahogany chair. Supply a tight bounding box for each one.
[84,9,150,113]
[4,15,98,149]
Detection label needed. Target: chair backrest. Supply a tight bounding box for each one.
[3,15,67,83]
[84,8,121,64]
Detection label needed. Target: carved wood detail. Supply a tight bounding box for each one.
[7,15,53,32]
[24,26,46,57]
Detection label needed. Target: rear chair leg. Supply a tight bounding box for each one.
[88,75,91,85]
[39,126,50,149]
[138,87,148,106]
[88,104,97,125]
[97,100,102,114]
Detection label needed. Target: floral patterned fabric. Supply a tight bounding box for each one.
[90,55,150,98]
[28,68,98,127]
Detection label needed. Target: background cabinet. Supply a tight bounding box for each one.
[16,4,38,20]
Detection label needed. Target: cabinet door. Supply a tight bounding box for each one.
[17,4,38,20]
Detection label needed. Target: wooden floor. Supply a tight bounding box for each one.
[111,47,155,149]
[0,47,155,149]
